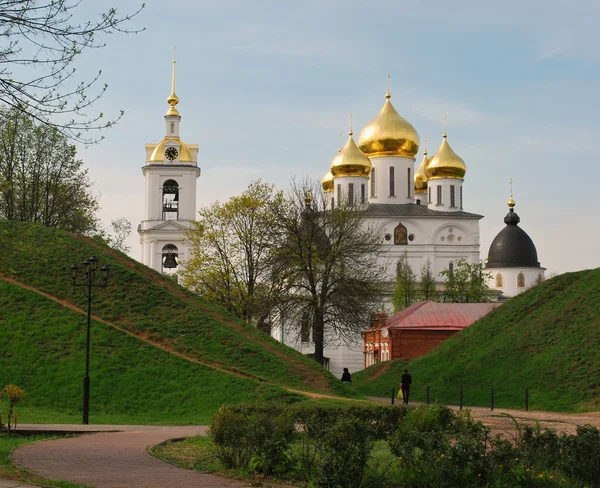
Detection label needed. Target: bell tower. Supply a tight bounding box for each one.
[138,56,200,274]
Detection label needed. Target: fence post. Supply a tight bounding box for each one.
[426,385,430,404]
[490,386,494,411]
[391,386,395,405]
[525,388,529,411]
[459,385,463,410]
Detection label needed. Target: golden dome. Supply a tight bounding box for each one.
[357,92,420,159]
[425,133,466,180]
[330,132,372,178]
[322,170,334,192]
[414,150,428,193]
[149,138,194,163]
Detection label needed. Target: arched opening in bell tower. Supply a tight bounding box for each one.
[162,179,179,220]
[161,244,179,276]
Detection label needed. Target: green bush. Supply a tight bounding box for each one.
[209,403,294,474]
[558,424,600,487]
[207,402,599,487]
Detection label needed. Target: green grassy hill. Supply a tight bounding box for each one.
[0,221,357,423]
[353,268,600,412]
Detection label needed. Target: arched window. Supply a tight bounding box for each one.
[170,122,175,134]
[496,273,503,288]
[162,179,179,220]
[161,244,179,274]
[393,222,408,245]
[448,262,454,275]
[517,272,525,288]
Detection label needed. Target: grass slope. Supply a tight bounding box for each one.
[354,268,600,412]
[0,221,358,422]
[0,282,298,423]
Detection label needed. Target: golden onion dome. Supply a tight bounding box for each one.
[330,132,372,178]
[414,150,428,193]
[425,133,466,180]
[322,170,334,192]
[357,92,420,159]
[149,138,194,162]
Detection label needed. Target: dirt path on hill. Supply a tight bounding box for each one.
[0,274,341,401]
[73,245,334,394]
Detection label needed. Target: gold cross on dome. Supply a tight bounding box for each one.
[509,177,513,197]
[386,73,391,98]
[443,114,447,135]
[349,112,353,135]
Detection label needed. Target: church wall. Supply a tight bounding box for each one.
[486,266,546,298]
[368,155,415,205]
[427,178,464,212]
[333,175,369,207]
[372,216,481,281]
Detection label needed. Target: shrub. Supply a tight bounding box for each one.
[209,403,294,475]
[0,384,25,434]
[558,424,600,487]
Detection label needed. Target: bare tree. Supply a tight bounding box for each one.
[0,1,144,143]
[109,217,132,253]
[271,180,387,366]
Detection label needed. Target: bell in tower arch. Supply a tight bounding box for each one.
[162,244,179,269]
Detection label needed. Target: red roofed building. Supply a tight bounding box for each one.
[362,301,501,367]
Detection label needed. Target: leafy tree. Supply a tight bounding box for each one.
[108,217,132,254]
[0,1,144,143]
[181,180,285,331]
[392,251,418,312]
[0,108,99,234]
[419,258,438,301]
[440,258,493,303]
[271,180,387,366]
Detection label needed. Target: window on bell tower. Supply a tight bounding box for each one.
[162,179,179,220]
[170,122,175,134]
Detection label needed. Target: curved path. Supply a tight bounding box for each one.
[12,425,251,488]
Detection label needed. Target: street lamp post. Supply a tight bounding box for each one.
[70,256,110,425]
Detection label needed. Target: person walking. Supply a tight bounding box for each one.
[341,367,352,385]
[400,369,412,404]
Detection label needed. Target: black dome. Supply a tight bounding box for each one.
[486,208,540,268]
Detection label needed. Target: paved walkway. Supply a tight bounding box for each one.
[11,425,253,488]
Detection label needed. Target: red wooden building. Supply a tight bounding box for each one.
[362,301,501,367]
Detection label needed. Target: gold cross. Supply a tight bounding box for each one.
[509,177,513,197]
[349,112,353,135]
[423,133,427,153]
[443,114,447,135]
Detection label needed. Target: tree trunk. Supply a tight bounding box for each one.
[312,310,325,366]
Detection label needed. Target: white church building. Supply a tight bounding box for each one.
[138,64,544,377]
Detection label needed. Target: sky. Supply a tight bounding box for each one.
[67,0,599,274]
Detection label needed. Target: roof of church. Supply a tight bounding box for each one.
[486,204,540,269]
[365,301,500,332]
[364,203,483,219]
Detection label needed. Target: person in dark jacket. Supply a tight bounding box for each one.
[341,367,352,384]
[400,369,412,404]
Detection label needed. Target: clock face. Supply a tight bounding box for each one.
[165,147,179,161]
